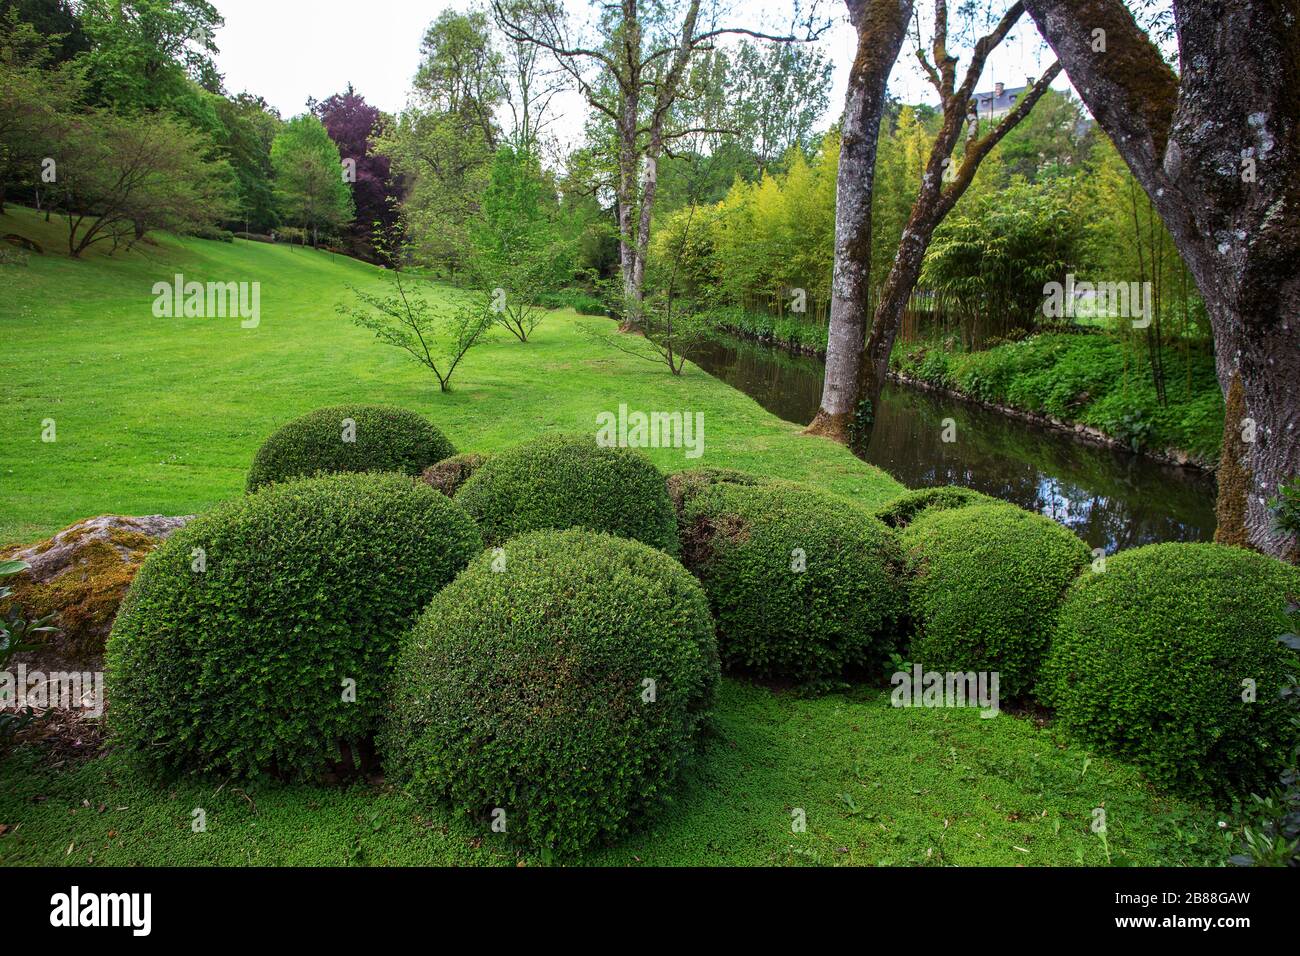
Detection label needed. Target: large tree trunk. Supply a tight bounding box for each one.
[805,0,914,442]
[1023,0,1300,559]
[853,26,1060,449]
[633,149,659,315]
[617,111,641,330]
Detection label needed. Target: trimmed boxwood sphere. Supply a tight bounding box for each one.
[900,503,1091,699]
[1041,542,1300,797]
[246,404,456,491]
[107,473,483,780]
[678,480,904,683]
[873,485,1002,529]
[454,432,679,554]
[383,529,719,856]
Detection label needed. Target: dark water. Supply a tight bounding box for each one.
[683,332,1218,552]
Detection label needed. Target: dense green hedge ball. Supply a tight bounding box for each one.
[454,432,678,554]
[383,529,719,856]
[246,404,456,491]
[900,503,1091,699]
[873,485,1002,529]
[107,473,483,780]
[1041,542,1300,797]
[677,480,904,683]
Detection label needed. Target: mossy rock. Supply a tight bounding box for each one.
[1,515,193,661]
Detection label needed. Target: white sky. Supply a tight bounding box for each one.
[212,0,1071,146]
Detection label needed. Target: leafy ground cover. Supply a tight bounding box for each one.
[891,332,1224,464]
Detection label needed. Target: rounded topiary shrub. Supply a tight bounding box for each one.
[873,485,1002,529]
[383,529,719,857]
[454,432,678,554]
[107,473,483,780]
[246,404,456,491]
[678,480,903,684]
[1041,542,1300,797]
[900,503,1091,699]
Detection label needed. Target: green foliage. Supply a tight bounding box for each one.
[1042,543,1300,798]
[694,305,827,352]
[900,504,1091,699]
[536,287,607,316]
[678,479,904,684]
[666,466,770,517]
[1231,603,1300,867]
[455,432,679,554]
[270,114,354,245]
[1269,477,1300,541]
[873,485,1002,529]
[338,240,495,392]
[382,528,719,857]
[106,472,483,780]
[214,93,282,234]
[79,0,224,112]
[909,347,952,387]
[1002,335,1125,417]
[892,332,1225,462]
[53,108,235,255]
[246,404,456,491]
[467,145,575,341]
[0,9,85,206]
[378,9,499,276]
[921,179,1089,334]
[994,89,1092,181]
[652,134,840,316]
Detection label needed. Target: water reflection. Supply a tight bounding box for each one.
[682,333,1218,551]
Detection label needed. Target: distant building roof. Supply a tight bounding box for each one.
[971,82,1030,117]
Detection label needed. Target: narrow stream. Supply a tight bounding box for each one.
[683,332,1218,552]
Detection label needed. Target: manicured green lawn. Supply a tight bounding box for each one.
[0,682,1228,867]
[0,205,898,544]
[0,206,1231,865]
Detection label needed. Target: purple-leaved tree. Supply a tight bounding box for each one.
[313,84,400,261]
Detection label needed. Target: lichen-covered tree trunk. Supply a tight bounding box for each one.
[850,2,1058,451]
[1024,0,1300,559]
[616,117,641,329]
[805,0,914,442]
[633,148,659,319]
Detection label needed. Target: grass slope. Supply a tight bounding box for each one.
[0,205,898,543]
[0,207,1229,865]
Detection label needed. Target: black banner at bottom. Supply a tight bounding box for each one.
[0,864,1280,940]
